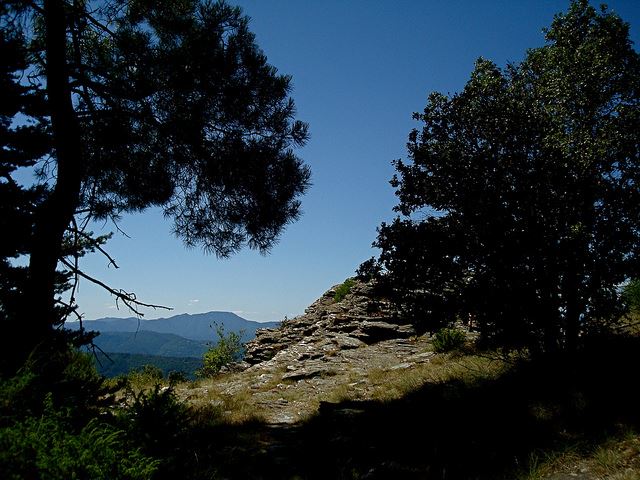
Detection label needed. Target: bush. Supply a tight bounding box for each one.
[334,278,356,302]
[622,279,640,312]
[121,364,166,391]
[432,327,466,353]
[120,384,189,457]
[167,370,188,384]
[197,323,244,377]
[0,346,112,423]
[0,390,158,480]
[1,416,158,480]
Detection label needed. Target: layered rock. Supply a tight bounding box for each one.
[243,280,415,366]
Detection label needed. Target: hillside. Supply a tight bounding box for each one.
[66,312,278,377]
[91,331,208,358]
[66,311,280,343]
[165,280,640,479]
[94,352,202,379]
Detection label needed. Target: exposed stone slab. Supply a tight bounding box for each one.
[282,365,335,381]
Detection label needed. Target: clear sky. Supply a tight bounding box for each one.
[74,0,640,322]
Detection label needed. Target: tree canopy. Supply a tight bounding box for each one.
[1,0,310,373]
[365,0,640,353]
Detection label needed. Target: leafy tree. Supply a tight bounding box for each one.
[369,1,640,353]
[197,322,243,377]
[1,0,310,373]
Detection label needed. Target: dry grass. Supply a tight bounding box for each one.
[590,431,640,479]
[516,430,640,480]
[365,352,510,403]
[618,311,640,336]
[175,344,515,427]
[127,331,640,479]
[248,351,513,423]
[181,369,285,424]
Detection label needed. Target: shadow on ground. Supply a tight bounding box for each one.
[174,335,640,479]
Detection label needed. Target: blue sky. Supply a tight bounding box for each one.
[75,0,640,322]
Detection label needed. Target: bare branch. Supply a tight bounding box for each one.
[87,342,113,368]
[66,224,120,268]
[59,257,172,316]
[110,215,132,239]
[71,3,117,38]
[55,297,82,322]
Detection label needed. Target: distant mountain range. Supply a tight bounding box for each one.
[66,311,279,343]
[87,331,209,358]
[65,311,280,377]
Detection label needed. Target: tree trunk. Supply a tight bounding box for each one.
[21,0,83,362]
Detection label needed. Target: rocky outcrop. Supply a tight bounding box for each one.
[180,279,441,426]
[243,280,415,366]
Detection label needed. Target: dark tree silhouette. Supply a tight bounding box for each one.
[1,0,310,372]
[367,0,640,353]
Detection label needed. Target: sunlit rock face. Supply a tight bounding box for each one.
[243,279,415,366]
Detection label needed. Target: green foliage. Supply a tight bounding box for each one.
[117,364,166,391]
[0,24,51,374]
[139,364,164,381]
[0,402,158,480]
[334,278,356,302]
[91,330,209,358]
[0,345,111,423]
[167,370,188,384]
[94,351,202,379]
[356,258,382,282]
[370,0,640,353]
[119,385,193,479]
[197,323,244,377]
[0,357,158,480]
[432,328,467,353]
[1,0,311,373]
[622,279,640,312]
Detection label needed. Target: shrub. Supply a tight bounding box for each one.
[167,370,188,384]
[120,384,189,456]
[432,327,466,353]
[123,364,166,391]
[1,346,112,423]
[622,279,640,312]
[0,394,158,480]
[197,323,244,377]
[0,346,160,479]
[334,278,356,302]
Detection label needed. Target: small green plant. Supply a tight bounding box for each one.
[432,327,466,353]
[334,278,356,302]
[197,323,244,377]
[622,278,640,311]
